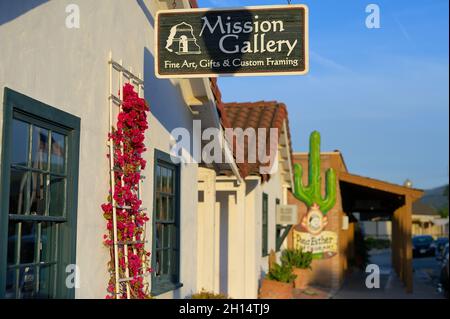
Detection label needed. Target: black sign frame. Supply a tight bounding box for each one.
[155,5,309,78]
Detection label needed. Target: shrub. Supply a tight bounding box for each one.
[190,289,228,299]
[365,237,391,250]
[280,249,313,269]
[266,263,296,283]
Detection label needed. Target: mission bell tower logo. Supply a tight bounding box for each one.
[165,22,201,55]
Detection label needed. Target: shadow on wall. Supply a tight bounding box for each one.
[136,0,154,28]
[143,47,195,155]
[0,0,49,26]
[217,191,232,295]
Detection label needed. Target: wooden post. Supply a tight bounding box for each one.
[391,213,396,273]
[404,196,413,293]
[392,206,402,278]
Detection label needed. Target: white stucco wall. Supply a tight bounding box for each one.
[205,159,288,298]
[0,0,198,298]
[258,161,286,277]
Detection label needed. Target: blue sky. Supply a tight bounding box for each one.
[198,0,449,190]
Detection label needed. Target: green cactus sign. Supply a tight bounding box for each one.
[293,131,336,214]
[293,131,338,259]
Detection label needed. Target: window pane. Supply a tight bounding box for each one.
[37,265,54,298]
[162,249,170,275]
[50,132,66,174]
[156,166,162,192]
[18,266,36,298]
[7,221,17,265]
[155,223,162,249]
[162,224,171,249]
[39,223,55,263]
[167,169,173,194]
[161,167,167,193]
[30,172,46,216]
[48,176,65,216]
[167,197,174,221]
[11,119,29,166]
[20,222,36,264]
[155,250,161,276]
[31,126,49,170]
[160,196,167,220]
[155,196,161,221]
[9,169,29,215]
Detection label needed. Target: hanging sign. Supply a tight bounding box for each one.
[155,5,309,78]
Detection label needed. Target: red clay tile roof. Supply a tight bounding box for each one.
[209,78,232,128]
[222,101,294,181]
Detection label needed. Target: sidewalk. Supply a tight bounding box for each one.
[331,269,444,299]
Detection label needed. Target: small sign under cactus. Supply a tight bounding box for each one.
[292,131,338,259]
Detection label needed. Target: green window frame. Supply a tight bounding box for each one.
[262,193,268,257]
[151,149,182,296]
[275,198,281,252]
[0,88,80,299]
[275,199,292,252]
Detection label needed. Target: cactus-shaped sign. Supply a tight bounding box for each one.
[292,131,338,258]
[293,131,336,213]
[293,131,336,237]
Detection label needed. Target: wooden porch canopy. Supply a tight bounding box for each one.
[339,172,423,293]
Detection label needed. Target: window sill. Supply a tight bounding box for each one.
[151,282,183,296]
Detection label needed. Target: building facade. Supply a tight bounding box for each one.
[0,0,293,299]
[197,101,294,298]
[0,0,223,299]
[287,151,423,292]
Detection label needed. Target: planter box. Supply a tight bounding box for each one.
[258,278,294,299]
[293,268,312,289]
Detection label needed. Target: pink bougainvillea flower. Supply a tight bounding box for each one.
[101,83,151,299]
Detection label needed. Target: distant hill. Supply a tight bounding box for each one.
[419,185,449,210]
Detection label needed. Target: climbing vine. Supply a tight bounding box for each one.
[101,83,152,299]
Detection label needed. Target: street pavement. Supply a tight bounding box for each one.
[331,249,447,299]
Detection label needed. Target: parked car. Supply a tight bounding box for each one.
[435,237,449,260]
[439,247,449,293]
[412,235,436,258]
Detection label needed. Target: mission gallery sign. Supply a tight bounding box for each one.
[155,5,309,78]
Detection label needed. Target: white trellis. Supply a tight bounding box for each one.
[107,51,149,299]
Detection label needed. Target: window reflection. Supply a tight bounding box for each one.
[9,169,28,215]
[49,176,65,216]
[50,132,65,174]
[30,172,46,216]
[12,119,29,166]
[20,222,36,264]
[31,126,48,170]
